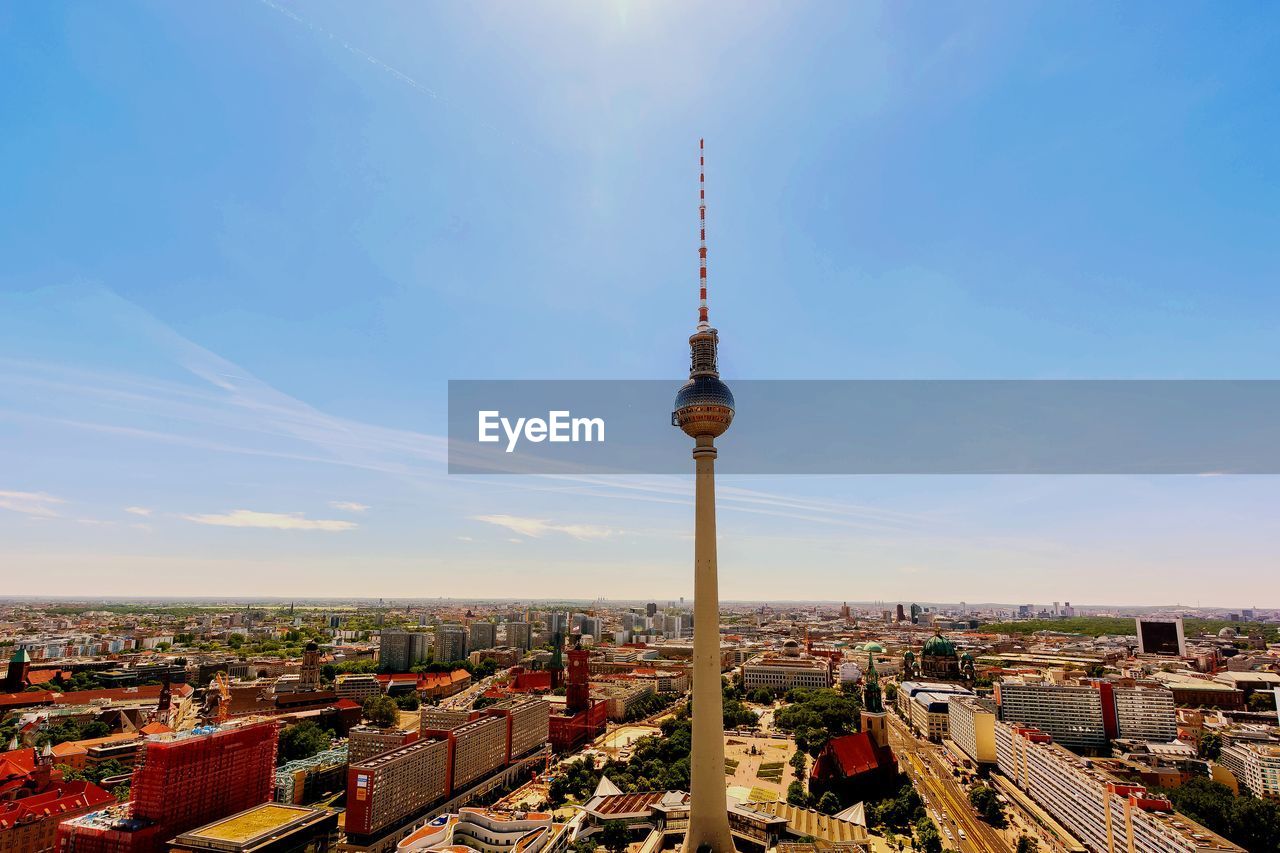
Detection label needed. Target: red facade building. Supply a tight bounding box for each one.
[56,722,279,853]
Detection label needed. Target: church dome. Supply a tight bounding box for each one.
[1218,627,1238,639]
[863,642,885,653]
[922,632,957,657]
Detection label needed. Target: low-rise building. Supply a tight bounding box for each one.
[169,803,338,853]
[335,674,382,704]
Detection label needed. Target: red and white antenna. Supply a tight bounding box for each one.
[698,138,710,331]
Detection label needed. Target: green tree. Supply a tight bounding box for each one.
[363,694,398,728]
[82,720,111,739]
[278,721,333,763]
[969,784,1006,827]
[1015,836,1039,853]
[227,634,245,649]
[1247,691,1276,712]
[816,791,841,815]
[599,821,630,853]
[394,692,421,711]
[786,780,810,808]
[1196,730,1222,761]
[750,688,774,705]
[111,783,131,803]
[1157,777,1280,852]
[914,816,943,853]
[789,750,808,777]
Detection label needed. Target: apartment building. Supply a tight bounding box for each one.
[345,737,450,837]
[1112,684,1178,743]
[996,681,1107,752]
[1219,742,1280,801]
[444,716,508,793]
[347,725,416,766]
[995,721,1242,853]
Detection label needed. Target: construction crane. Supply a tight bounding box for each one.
[212,672,231,725]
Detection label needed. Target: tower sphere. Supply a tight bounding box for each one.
[673,375,734,438]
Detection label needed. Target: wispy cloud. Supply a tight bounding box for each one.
[471,514,620,541]
[124,506,152,517]
[0,490,65,517]
[182,510,358,532]
[329,501,370,512]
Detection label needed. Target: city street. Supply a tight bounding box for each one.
[887,713,1009,853]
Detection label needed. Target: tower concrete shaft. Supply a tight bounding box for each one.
[684,432,734,853]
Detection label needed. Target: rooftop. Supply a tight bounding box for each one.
[177,804,323,845]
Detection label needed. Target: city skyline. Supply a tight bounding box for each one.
[4,3,1280,604]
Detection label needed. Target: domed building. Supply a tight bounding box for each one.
[919,631,961,681]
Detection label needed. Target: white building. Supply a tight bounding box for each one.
[1112,685,1177,742]
[948,696,997,765]
[995,720,1242,852]
[1219,742,1280,801]
[996,681,1107,752]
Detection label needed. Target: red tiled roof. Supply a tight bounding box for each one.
[0,749,37,781]
[139,722,172,735]
[0,692,56,708]
[0,780,114,830]
[334,699,362,710]
[813,733,895,781]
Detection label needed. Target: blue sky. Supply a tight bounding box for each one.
[2,2,1278,604]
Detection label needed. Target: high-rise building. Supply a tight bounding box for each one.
[434,624,468,664]
[380,630,430,672]
[545,612,569,637]
[347,725,417,765]
[947,696,998,765]
[1135,617,1187,657]
[344,737,450,837]
[334,673,382,703]
[503,622,531,652]
[1110,684,1178,742]
[995,721,1243,852]
[58,722,280,853]
[645,603,657,618]
[468,622,496,652]
[995,681,1107,752]
[670,138,735,853]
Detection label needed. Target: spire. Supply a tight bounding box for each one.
[698,138,709,331]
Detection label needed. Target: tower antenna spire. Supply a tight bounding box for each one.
[698,138,710,331]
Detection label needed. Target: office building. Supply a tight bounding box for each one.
[169,804,337,853]
[995,721,1242,852]
[896,681,973,741]
[1135,617,1187,657]
[434,625,468,665]
[948,696,998,765]
[740,652,830,693]
[335,674,382,704]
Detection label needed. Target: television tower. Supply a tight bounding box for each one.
[672,138,735,853]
